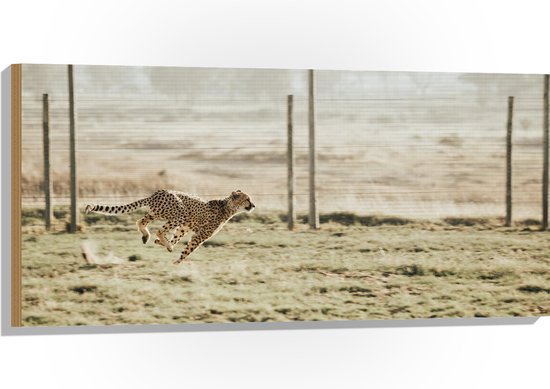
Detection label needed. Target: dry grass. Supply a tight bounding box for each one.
[20,209,550,326]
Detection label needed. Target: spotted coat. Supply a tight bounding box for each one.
[85,189,255,264]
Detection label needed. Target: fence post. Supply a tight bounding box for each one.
[68,65,79,233]
[287,94,296,230]
[543,74,549,230]
[308,69,319,229]
[42,94,54,230]
[505,96,514,227]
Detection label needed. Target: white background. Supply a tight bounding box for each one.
[1,1,549,388]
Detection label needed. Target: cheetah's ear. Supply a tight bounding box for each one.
[231,191,239,198]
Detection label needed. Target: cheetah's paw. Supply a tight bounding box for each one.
[154,238,173,252]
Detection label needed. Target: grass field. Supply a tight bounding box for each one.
[21,209,550,326]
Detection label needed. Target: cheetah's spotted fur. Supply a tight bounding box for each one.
[84,189,255,264]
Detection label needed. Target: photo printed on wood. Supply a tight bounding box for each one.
[13,64,550,328]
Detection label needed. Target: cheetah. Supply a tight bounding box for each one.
[84,189,255,264]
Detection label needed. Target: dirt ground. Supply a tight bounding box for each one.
[20,210,550,326]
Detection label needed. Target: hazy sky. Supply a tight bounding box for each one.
[21,64,545,104]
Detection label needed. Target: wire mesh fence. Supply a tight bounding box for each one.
[20,65,548,221]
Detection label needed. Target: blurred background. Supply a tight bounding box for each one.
[21,64,547,219]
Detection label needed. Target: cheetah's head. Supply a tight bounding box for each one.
[229,190,255,213]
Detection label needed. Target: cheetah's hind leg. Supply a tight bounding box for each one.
[153,220,178,252]
[154,233,174,252]
[137,213,156,244]
[155,225,189,252]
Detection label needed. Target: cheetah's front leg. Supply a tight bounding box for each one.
[169,225,190,248]
[174,232,210,264]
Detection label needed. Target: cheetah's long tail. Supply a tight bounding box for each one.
[84,198,149,215]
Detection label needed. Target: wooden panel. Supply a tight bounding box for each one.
[11,64,22,327]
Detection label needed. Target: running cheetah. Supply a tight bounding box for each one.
[84,189,255,264]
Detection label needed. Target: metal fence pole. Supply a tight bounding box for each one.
[42,93,54,230]
[308,69,319,229]
[287,94,296,230]
[68,65,79,233]
[505,96,514,227]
